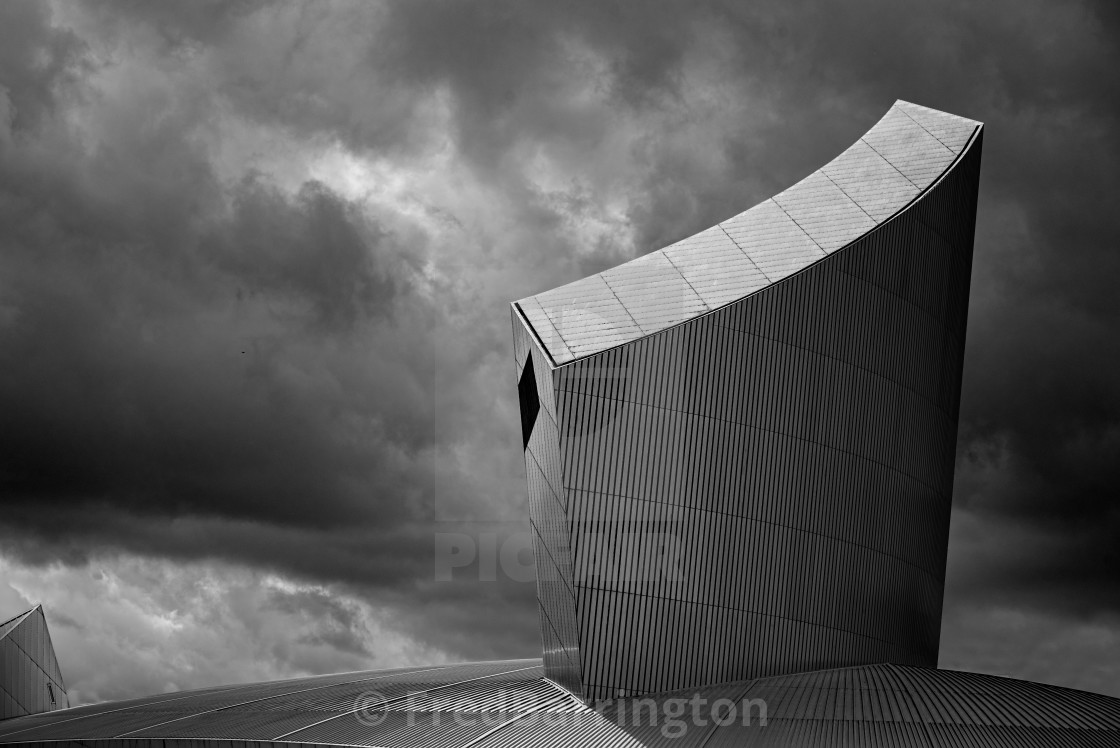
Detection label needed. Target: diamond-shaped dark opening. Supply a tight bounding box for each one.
[518,354,540,450]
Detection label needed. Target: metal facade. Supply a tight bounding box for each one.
[1,99,1118,748]
[2,660,1118,747]
[516,101,980,365]
[0,606,69,719]
[513,103,984,701]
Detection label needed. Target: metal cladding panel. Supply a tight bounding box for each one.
[514,313,584,699]
[469,711,655,748]
[151,676,439,714]
[821,139,920,222]
[531,275,642,360]
[513,119,982,701]
[512,309,558,426]
[0,662,537,742]
[0,607,69,719]
[896,100,979,154]
[661,225,770,309]
[117,710,332,740]
[2,711,189,741]
[0,611,29,642]
[705,720,936,748]
[771,171,877,252]
[470,693,748,748]
[0,682,246,739]
[733,664,1120,731]
[882,666,1120,729]
[1,663,1119,747]
[719,200,825,282]
[861,107,957,190]
[377,678,559,713]
[600,253,709,332]
[516,101,979,365]
[516,297,573,364]
[281,710,523,747]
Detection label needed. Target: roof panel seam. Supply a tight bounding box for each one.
[110,663,461,740]
[513,302,562,368]
[762,197,827,256]
[895,105,959,156]
[564,483,947,580]
[698,679,760,746]
[520,106,983,368]
[0,615,68,691]
[820,170,878,223]
[596,273,651,335]
[859,136,923,190]
[544,131,972,368]
[716,223,773,282]
[659,252,713,313]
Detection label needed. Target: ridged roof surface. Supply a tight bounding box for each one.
[0,606,36,642]
[0,604,70,717]
[516,100,982,366]
[2,660,1118,747]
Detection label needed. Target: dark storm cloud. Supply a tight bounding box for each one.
[0,0,86,134]
[0,2,434,561]
[1,0,1119,695]
[214,179,402,330]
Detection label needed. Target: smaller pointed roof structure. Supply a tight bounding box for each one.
[0,604,70,719]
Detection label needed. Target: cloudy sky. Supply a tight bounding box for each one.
[1,0,1118,705]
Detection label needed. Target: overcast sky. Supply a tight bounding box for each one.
[1,0,1118,705]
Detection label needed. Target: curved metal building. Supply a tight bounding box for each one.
[3,658,1119,747]
[3,100,1120,748]
[512,100,984,701]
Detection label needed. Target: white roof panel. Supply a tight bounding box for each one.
[601,251,710,333]
[662,225,771,308]
[896,100,979,154]
[516,100,981,365]
[861,107,958,190]
[822,139,920,222]
[720,200,825,281]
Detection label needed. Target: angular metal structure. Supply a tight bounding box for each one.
[2,658,1119,747]
[512,101,984,701]
[3,98,1120,748]
[0,605,69,719]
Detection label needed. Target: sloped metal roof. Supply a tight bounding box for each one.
[0,604,70,717]
[2,660,1117,747]
[0,606,36,642]
[515,100,982,366]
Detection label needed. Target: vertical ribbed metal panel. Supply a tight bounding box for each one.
[0,606,69,718]
[2,661,1120,746]
[513,311,584,699]
[513,128,982,701]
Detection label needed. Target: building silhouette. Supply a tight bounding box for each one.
[0,605,69,719]
[513,100,981,701]
[4,102,1120,747]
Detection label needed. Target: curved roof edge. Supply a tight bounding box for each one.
[515,100,983,367]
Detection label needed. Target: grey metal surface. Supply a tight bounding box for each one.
[513,105,984,701]
[2,662,1118,746]
[515,100,980,365]
[0,605,69,718]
